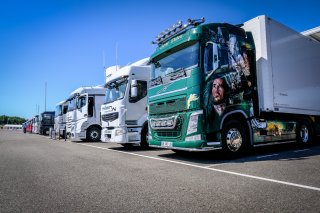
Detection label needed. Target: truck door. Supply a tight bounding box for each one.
[76,94,88,121]
[88,96,94,117]
[126,80,148,121]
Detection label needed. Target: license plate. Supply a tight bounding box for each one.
[161,141,173,147]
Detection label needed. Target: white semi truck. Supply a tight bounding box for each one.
[66,86,107,141]
[54,100,68,138]
[100,58,151,147]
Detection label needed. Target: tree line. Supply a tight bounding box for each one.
[0,115,26,125]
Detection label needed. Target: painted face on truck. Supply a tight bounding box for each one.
[212,78,225,105]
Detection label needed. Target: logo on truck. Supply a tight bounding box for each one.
[102,106,116,112]
[156,83,172,95]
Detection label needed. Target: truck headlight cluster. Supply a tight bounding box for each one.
[186,110,203,135]
[115,129,126,136]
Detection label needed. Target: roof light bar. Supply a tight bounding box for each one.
[152,18,205,45]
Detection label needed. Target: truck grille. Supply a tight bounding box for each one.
[102,112,119,122]
[155,130,180,139]
[125,120,138,125]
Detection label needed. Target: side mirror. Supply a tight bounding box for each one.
[212,42,220,71]
[131,80,138,98]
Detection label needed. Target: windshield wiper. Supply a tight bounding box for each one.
[167,68,186,81]
[151,76,163,87]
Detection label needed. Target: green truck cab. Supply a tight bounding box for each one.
[148,18,256,153]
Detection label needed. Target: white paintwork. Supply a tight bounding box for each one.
[100,58,151,145]
[242,15,320,116]
[105,65,121,83]
[66,86,107,141]
[32,115,39,134]
[54,100,68,137]
[302,26,320,42]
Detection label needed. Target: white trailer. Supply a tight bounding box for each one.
[242,15,320,116]
[100,58,151,147]
[302,26,320,42]
[66,86,107,141]
[54,100,68,138]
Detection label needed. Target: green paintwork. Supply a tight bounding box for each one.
[148,21,298,151]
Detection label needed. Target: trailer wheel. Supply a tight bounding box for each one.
[297,119,314,145]
[140,126,149,149]
[222,120,247,158]
[86,127,101,142]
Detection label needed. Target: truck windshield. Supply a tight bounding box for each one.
[105,77,128,104]
[42,114,53,120]
[67,97,76,112]
[151,42,199,80]
[55,105,62,117]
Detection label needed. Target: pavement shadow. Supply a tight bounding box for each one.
[109,145,164,152]
[156,142,320,166]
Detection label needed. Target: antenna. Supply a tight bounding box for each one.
[45,82,47,112]
[102,49,106,68]
[116,42,118,70]
[35,104,39,115]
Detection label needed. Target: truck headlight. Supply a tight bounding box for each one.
[115,129,126,136]
[186,110,202,135]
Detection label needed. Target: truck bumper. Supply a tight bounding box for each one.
[101,127,142,144]
[148,140,222,152]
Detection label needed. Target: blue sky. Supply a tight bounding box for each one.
[1,0,319,119]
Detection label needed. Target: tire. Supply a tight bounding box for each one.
[86,127,101,142]
[297,119,314,145]
[121,143,133,148]
[222,120,248,158]
[140,126,149,149]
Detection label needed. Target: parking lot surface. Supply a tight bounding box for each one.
[1,130,320,212]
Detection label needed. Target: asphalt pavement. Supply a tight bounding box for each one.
[1,130,320,212]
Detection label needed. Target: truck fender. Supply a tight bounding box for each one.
[220,110,253,146]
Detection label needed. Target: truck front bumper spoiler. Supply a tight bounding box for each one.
[149,145,222,152]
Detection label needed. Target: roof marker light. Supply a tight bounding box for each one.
[152,18,205,46]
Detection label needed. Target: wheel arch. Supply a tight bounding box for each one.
[142,120,148,133]
[220,110,253,146]
[87,124,102,131]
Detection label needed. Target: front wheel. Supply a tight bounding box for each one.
[222,120,248,158]
[86,127,101,142]
[140,127,149,149]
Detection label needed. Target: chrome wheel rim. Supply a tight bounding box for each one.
[300,125,309,143]
[90,130,99,140]
[226,128,243,152]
